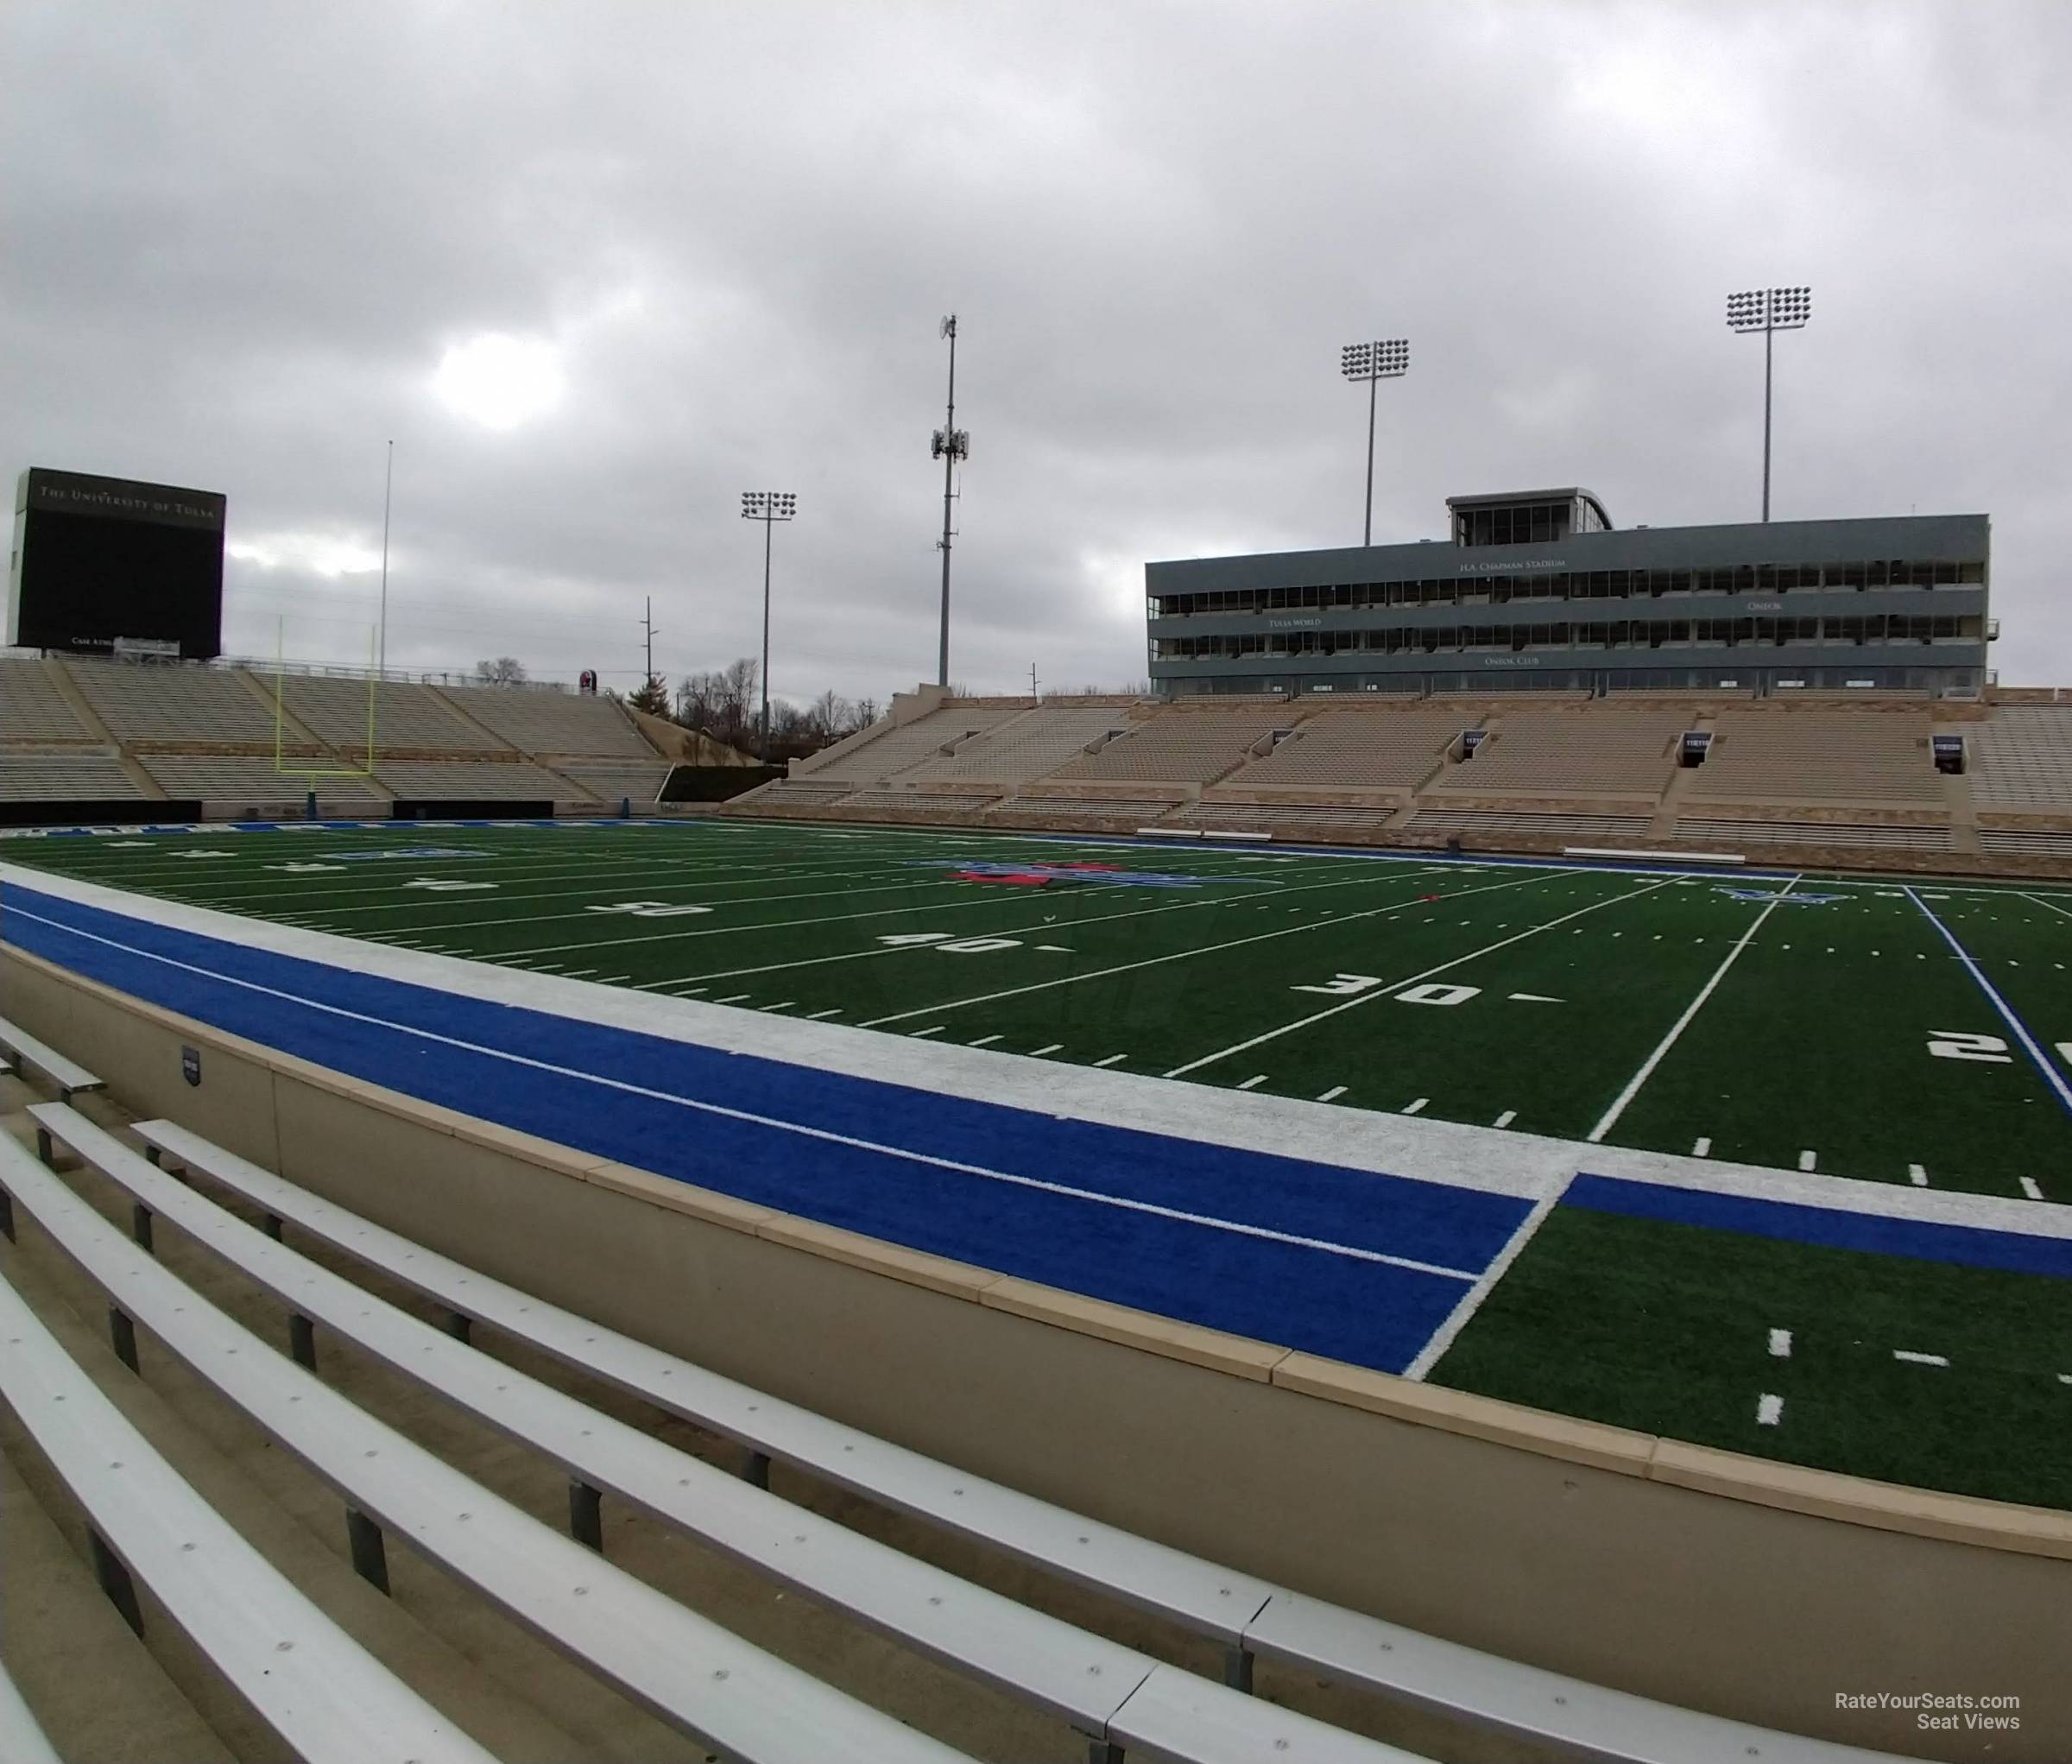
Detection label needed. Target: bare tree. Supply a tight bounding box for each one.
[809,687,850,738]
[850,696,879,731]
[473,656,527,686]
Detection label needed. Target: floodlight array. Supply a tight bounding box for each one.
[1341,337,1410,380]
[740,491,797,520]
[1726,287,1812,332]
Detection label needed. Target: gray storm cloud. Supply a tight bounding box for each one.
[4,0,2069,702]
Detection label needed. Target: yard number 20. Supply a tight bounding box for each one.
[1926,1030,2012,1065]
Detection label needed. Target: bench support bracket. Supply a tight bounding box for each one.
[569,1478,603,1552]
[346,1506,390,1594]
[89,1528,146,1637]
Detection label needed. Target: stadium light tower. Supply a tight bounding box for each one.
[740,490,797,762]
[1341,338,1409,547]
[931,315,970,687]
[1726,286,1811,522]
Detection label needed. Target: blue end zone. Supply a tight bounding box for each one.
[3,883,1530,1374]
[1570,1173,2072,1280]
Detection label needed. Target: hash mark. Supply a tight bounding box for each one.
[969,1034,1003,1046]
[1094,1053,1128,1067]
[1494,1110,1516,1129]
[1237,1074,1268,1091]
[1317,1085,1347,1102]
[1031,1043,1063,1056]
[1908,1163,1928,1186]
[1893,1350,1949,1367]
[1768,1328,1792,1358]
[2020,1177,2044,1200]
[715,993,750,1003]
[1402,1097,1428,1116]
[1797,1149,1817,1172]
[807,1007,843,1020]
[1693,1136,1712,1157]
[909,1026,945,1039]
[1757,1394,1783,1426]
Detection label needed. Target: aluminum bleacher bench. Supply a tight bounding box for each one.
[0,1661,63,1764]
[0,1016,103,1103]
[0,1256,496,1764]
[113,1114,1898,1764]
[0,1122,976,1764]
[27,1106,1427,1764]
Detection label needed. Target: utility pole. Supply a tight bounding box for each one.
[377,439,393,677]
[1029,661,1039,704]
[641,597,660,705]
[931,316,970,687]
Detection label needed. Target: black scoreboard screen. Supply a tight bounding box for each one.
[8,467,226,659]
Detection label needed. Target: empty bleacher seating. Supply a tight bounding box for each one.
[831,788,1001,815]
[987,793,1182,823]
[1966,706,2072,812]
[1672,816,1951,850]
[555,762,673,805]
[66,659,281,745]
[1408,807,1655,840]
[0,661,92,741]
[796,705,1027,784]
[1049,711,1282,785]
[1217,709,1459,792]
[134,752,385,804]
[1181,800,1402,838]
[273,675,510,751]
[443,686,656,756]
[370,758,571,799]
[896,706,1128,784]
[0,753,144,800]
[1424,708,1685,800]
[1686,709,1942,806]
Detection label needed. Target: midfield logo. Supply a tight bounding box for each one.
[910,859,1205,889]
[1713,887,1845,906]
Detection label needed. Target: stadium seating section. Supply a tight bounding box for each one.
[11,661,2072,870]
[701,686,2072,873]
[0,657,674,813]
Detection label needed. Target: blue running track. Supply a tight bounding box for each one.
[3,883,1530,1374]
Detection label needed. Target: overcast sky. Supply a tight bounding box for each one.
[5,1,2069,705]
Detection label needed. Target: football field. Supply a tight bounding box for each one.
[6,815,2070,1508]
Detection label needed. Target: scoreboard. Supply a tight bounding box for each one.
[8,466,226,658]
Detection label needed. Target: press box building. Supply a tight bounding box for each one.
[1145,489,1992,699]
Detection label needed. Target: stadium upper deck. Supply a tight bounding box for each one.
[1146,487,1992,698]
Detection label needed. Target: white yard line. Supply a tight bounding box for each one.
[1402,1187,1563,1381]
[1584,876,1802,1144]
[1162,873,1662,1079]
[647,859,1443,996]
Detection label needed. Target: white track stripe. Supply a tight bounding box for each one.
[1402,1187,1563,1380]
[1585,876,1801,1143]
[1163,874,1663,1078]
[11,901,1484,1280]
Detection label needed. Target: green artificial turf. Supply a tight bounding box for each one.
[1431,1203,2072,1510]
[7,818,2072,1194]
